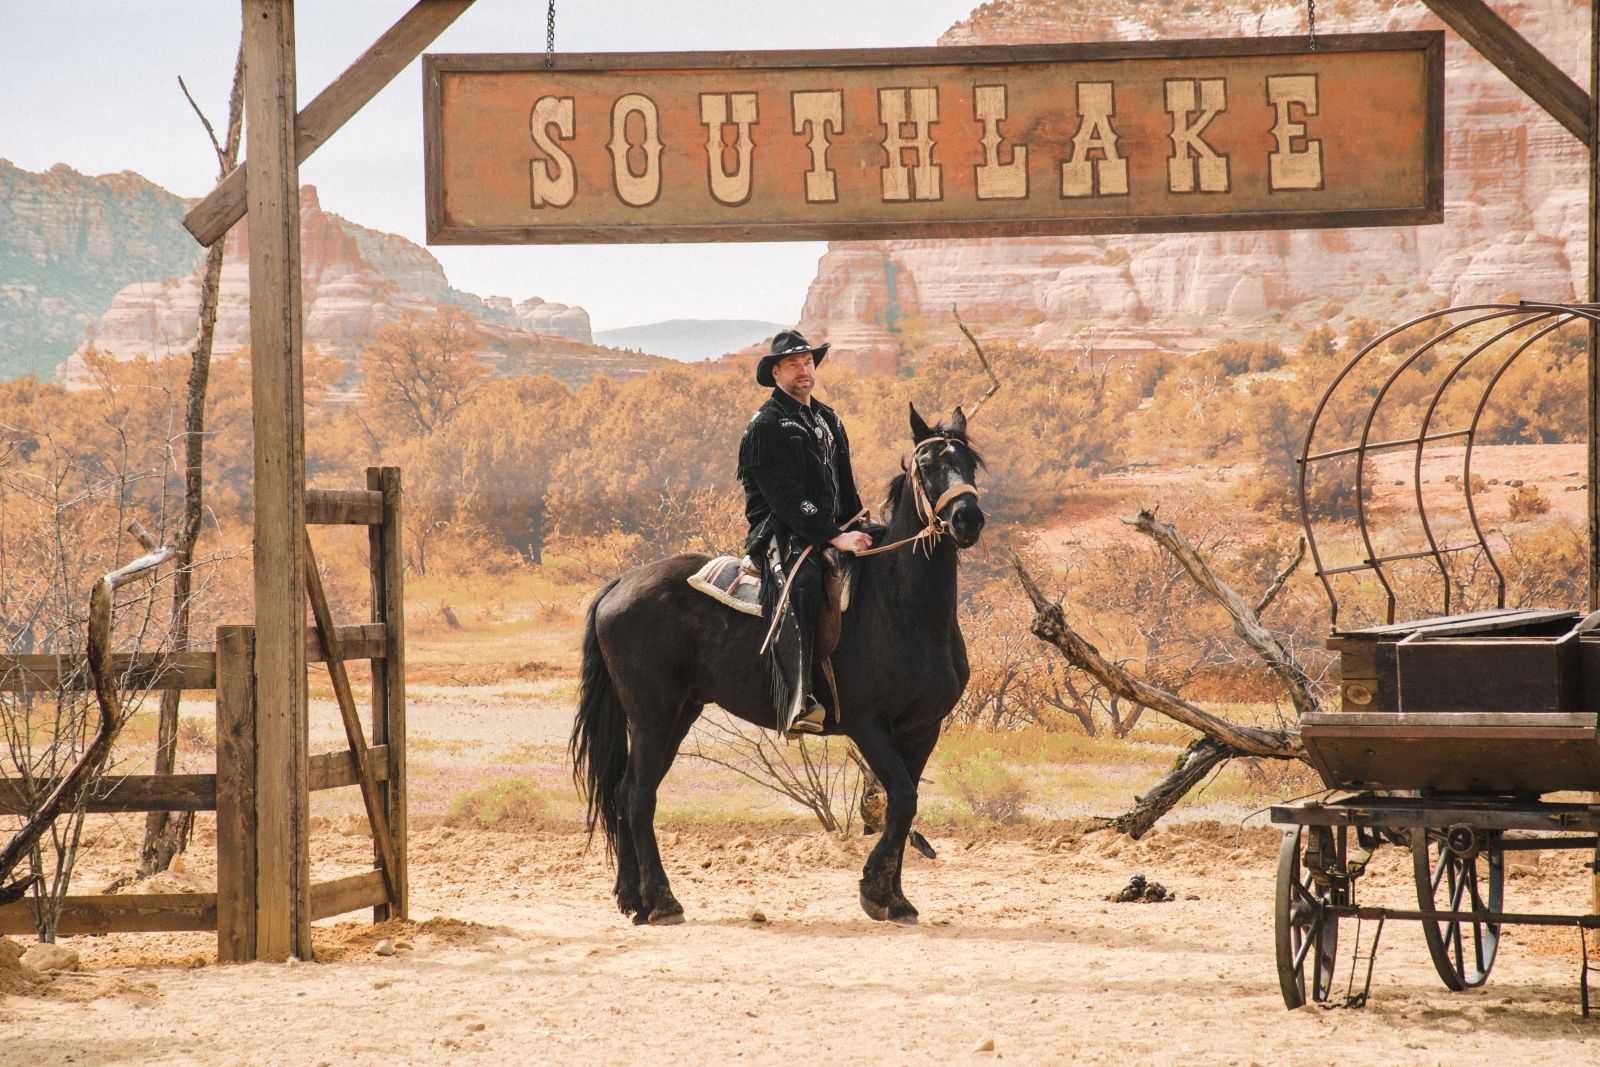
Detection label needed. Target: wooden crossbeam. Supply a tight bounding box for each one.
[0,873,389,936]
[0,652,217,694]
[0,746,388,817]
[183,0,475,247]
[310,745,391,792]
[303,531,402,906]
[311,871,389,921]
[306,487,385,526]
[0,892,217,937]
[1421,0,1591,142]
[0,774,214,816]
[0,625,385,694]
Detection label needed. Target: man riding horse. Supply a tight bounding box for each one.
[572,317,993,925]
[737,330,874,736]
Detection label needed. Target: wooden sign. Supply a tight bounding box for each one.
[424,34,1442,245]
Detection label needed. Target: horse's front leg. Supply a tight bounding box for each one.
[891,724,942,904]
[851,726,919,924]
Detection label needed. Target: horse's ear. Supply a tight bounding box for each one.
[949,405,967,436]
[909,402,933,442]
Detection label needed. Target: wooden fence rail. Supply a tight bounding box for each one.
[0,468,406,958]
[0,624,389,693]
[0,745,390,817]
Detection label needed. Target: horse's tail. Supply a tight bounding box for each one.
[571,578,626,858]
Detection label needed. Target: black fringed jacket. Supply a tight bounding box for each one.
[737,387,864,558]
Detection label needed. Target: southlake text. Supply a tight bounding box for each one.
[526,76,1325,208]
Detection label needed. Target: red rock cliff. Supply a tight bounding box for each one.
[800,0,1589,367]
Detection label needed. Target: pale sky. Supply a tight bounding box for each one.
[4,1,979,332]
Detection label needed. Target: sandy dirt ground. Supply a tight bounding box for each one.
[5,814,1600,1064]
[5,667,1600,1064]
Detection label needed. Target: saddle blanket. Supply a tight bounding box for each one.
[687,556,763,617]
[687,553,857,617]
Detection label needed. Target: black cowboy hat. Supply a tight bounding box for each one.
[756,329,830,387]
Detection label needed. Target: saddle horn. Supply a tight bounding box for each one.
[951,304,1001,422]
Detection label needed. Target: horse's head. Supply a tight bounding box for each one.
[907,403,986,548]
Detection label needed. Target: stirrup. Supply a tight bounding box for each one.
[785,702,826,738]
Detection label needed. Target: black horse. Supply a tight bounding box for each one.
[571,404,985,925]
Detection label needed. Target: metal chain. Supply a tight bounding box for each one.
[544,0,556,68]
[1306,0,1318,51]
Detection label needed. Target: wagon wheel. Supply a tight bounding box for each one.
[1411,827,1503,990]
[1275,826,1341,1009]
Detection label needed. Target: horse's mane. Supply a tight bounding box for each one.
[879,425,984,522]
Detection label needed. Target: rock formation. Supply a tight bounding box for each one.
[800,0,1589,368]
[56,185,601,385]
[0,160,203,379]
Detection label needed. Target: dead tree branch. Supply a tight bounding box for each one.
[686,712,865,835]
[0,526,174,903]
[1102,736,1240,839]
[1127,510,1318,722]
[1255,536,1307,617]
[1013,558,1302,759]
[139,34,246,876]
[951,305,1001,421]
[1014,541,1310,839]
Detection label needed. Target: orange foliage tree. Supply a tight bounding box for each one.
[360,305,489,438]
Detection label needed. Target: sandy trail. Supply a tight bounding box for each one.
[4,816,1598,1065]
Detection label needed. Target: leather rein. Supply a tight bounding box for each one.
[756,435,978,656]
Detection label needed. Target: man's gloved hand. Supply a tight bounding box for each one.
[829,530,873,554]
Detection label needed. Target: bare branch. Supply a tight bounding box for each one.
[178,75,227,172]
[0,536,174,895]
[142,29,246,875]
[1013,556,1303,759]
[1097,737,1241,839]
[951,305,1001,421]
[1255,536,1306,617]
[1127,510,1318,721]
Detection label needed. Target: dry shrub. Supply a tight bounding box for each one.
[686,710,868,834]
[941,747,1028,824]
[446,778,549,827]
[1497,520,1585,608]
[1507,484,1551,521]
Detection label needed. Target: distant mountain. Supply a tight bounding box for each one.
[593,319,789,362]
[0,161,203,380]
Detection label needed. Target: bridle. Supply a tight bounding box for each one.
[855,435,980,558]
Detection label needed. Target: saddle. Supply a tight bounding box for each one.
[686,550,857,654]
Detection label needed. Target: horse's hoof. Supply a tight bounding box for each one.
[647,905,686,926]
[890,912,919,927]
[859,890,891,922]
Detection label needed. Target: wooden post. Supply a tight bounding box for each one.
[1589,0,1599,615]
[243,0,311,961]
[369,467,408,920]
[1588,0,1600,956]
[214,626,257,963]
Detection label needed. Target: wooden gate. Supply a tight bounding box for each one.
[0,466,406,961]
